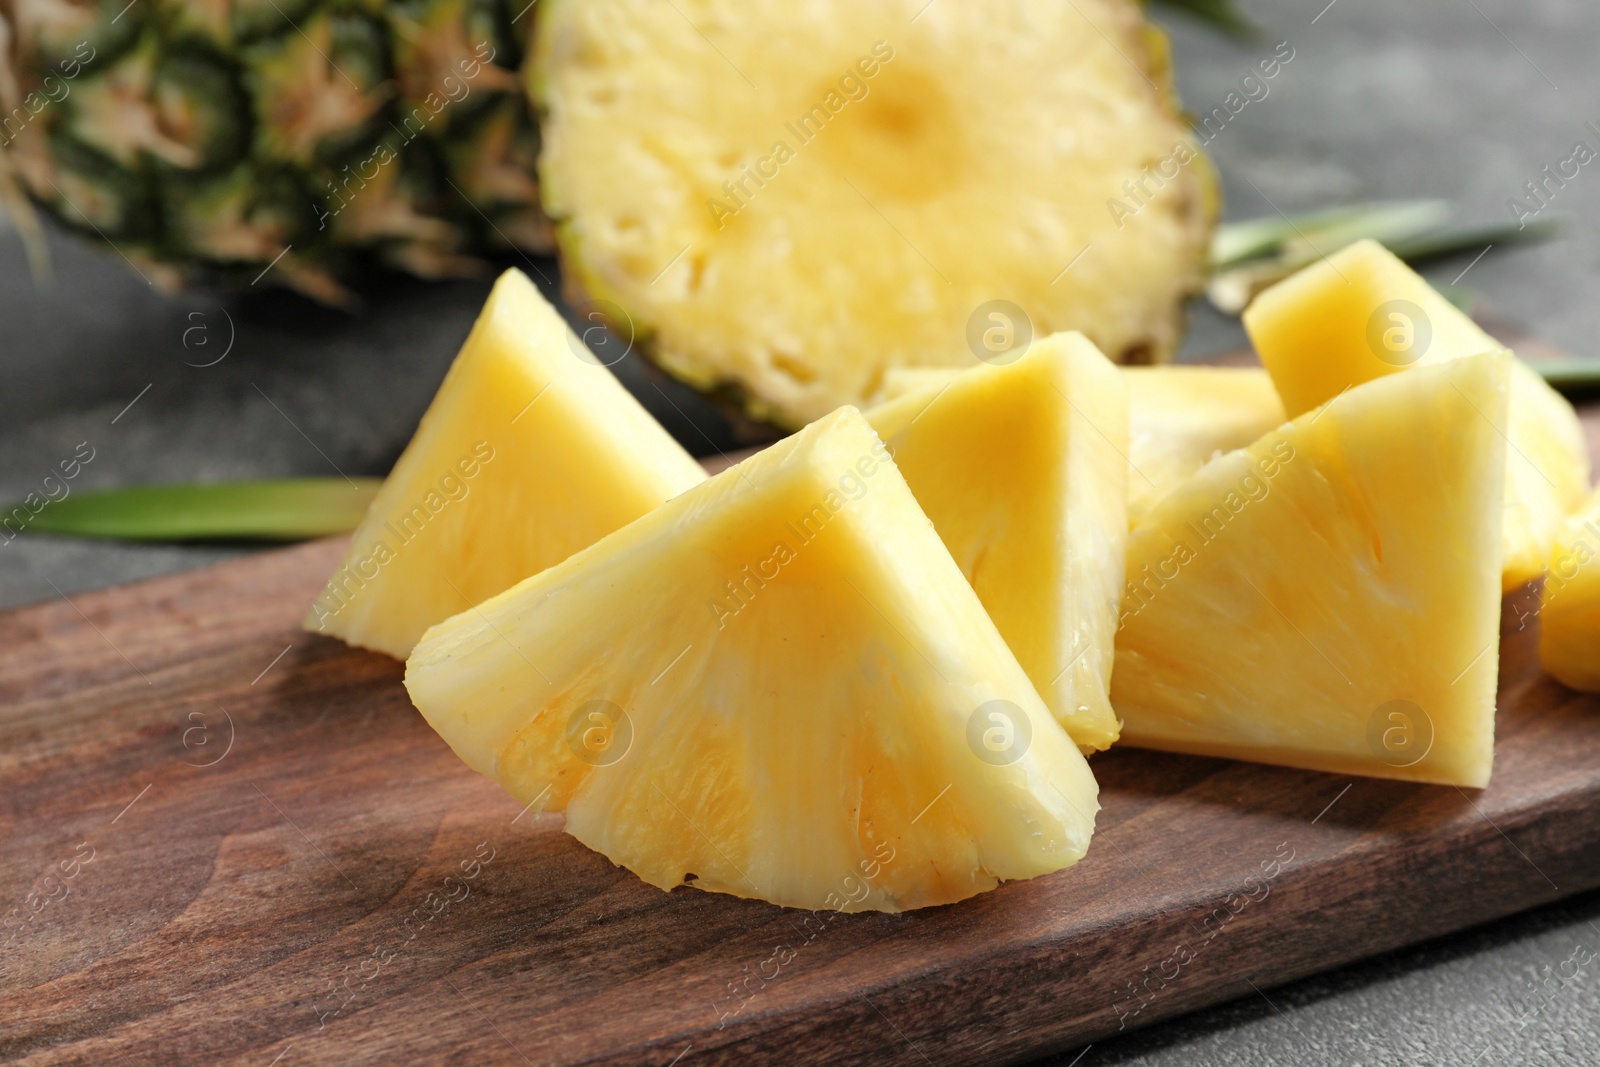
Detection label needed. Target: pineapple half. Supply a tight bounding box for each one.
[1243,239,1591,590]
[1124,366,1285,526]
[306,268,706,658]
[1541,485,1600,693]
[1113,352,1511,787]
[405,407,1099,912]
[0,0,549,300]
[866,333,1129,753]
[531,0,1214,426]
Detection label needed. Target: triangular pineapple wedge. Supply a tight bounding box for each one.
[1541,486,1600,693]
[1243,239,1590,589]
[865,333,1129,753]
[1124,366,1285,525]
[1112,352,1511,787]
[405,408,1098,912]
[305,269,707,658]
[877,362,1285,531]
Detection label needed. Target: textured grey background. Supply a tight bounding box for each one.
[3,0,1598,1063]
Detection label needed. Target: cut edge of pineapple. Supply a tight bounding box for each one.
[531,0,1215,427]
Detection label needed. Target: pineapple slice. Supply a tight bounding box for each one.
[1124,366,1286,526]
[1541,487,1600,693]
[1112,352,1511,787]
[305,269,706,658]
[866,333,1129,753]
[532,0,1213,426]
[405,408,1098,912]
[1243,239,1591,589]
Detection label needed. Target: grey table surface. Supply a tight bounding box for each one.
[3,0,1598,1063]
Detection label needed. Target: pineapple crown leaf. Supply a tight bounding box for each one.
[5,479,382,542]
[1208,201,1565,315]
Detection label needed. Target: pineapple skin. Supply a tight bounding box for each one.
[1541,487,1600,693]
[0,0,551,301]
[1243,239,1592,590]
[531,0,1217,428]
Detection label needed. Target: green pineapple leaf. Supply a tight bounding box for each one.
[1208,202,1564,314]
[9,479,380,542]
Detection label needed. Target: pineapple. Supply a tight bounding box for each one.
[1243,239,1591,590]
[405,407,1099,912]
[532,0,1214,426]
[1112,352,1511,787]
[875,361,1285,531]
[866,333,1129,753]
[306,268,705,658]
[1124,365,1285,526]
[1541,486,1600,693]
[0,0,549,301]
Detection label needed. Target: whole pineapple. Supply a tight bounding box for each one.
[0,0,551,302]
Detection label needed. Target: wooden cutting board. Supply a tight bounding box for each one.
[4,408,1600,1067]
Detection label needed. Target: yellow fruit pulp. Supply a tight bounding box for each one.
[305,269,707,658]
[534,0,1211,425]
[1541,487,1600,692]
[1243,238,1590,589]
[879,362,1279,534]
[406,408,1098,912]
[1124,365,1285,526]
[1113,353,1510,787]
[867,333,1129,752]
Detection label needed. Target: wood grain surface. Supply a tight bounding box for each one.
[2,405,1598,1067]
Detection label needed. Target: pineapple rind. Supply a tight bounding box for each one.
[866,333,1130,753]
[406,408,1099,913]
[1113,353,1511,787]
[1,0,550,294]
[305,268,706,659]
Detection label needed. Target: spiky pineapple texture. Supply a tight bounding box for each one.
[0,0,551,302]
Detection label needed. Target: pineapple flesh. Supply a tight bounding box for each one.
[306,268,706,659]
[532,0,1213,426]
[1541,486,1600,693]
[1124,366,1285,526]
[0,0,549,299]
[1243,239,1591,590]
[405,408,1099,913]
[866,333,1129,753]
[876,361,1285,532]
[1113,353,1511,787]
